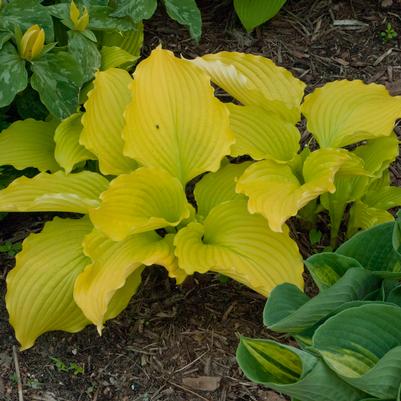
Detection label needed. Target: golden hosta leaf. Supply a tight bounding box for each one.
[89,167,191,241]
[174,200,304,296]
[192,51,305,123]
[348,200,394,236]
[0,119,59,172]
[80,68,137,175]
[228,103,300,161]
[194,160,251,219]
[0,171,109,213]
[54,113,95,174]
[237,149,366,232]
[6,217,93,350]
[100,46,139,70]
[302,80,401,148]
[75,229,180,331]
[123,47,234,184]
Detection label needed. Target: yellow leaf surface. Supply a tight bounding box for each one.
[192,51,305,123]
[89,167,191,241]
[302,80,401,148]
[174,200,303,296]
[123,47,234,184]
[81,68,137,175]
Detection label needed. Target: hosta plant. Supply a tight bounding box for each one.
[237,217,401,401]
[0,48,401,349]
[192,52,401,245]
[0,0,143,119]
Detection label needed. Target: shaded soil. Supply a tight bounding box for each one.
[1,0,401,400]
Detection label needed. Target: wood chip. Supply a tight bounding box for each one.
[182,376,221,392]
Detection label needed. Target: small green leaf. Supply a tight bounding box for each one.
[31,51,83,119]
[68,31,101,83]
[233,0,287,32]
[163,0,202,42]
[308,229,322,245]
[0,43,27,108]
[0,31,12,50]
[111,0,157,22]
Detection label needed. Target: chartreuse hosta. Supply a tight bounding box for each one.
[0,48,401,350]
[193,52,401,244]
[237,218,401,401]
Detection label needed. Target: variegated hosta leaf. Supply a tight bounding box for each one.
[227,104,300,162]
[194,160,251,220]
[54,113,95,174]
[0,119,59,172]
[80,68,137,175]
[237,148,366,232]
[123,47,234,184]
[6,217,93,350]
[75,229,181,331]
[302,80,401,148]
[90,167,191,241]
[237,338,365,401]
[0,171,109,213]
[192,51,305,123]
[174,199,304,296]
[233,0,287,31]
[313,304,401,399]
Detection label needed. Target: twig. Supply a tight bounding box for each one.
[167,380,212,401]
[12,345,24,401]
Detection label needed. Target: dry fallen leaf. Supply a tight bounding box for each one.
[258,390,287,401]
[182,376,221,392]
[381,0,393,7]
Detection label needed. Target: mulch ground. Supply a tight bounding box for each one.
[1,0,401,400]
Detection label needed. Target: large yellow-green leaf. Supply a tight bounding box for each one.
[0,171,109,213]
[6,217,93,350]
[237,149,366,232]
[123,47,234,184]
[192,52,305,123]
[101,22,144,55]
[194,160,251,219]
[234,0,287,31]
[0,119,59,172]
[100,46,139,70]
[54,113,95,174]
[227,104,300,162]
[75,229,181,331]
[80,68,137,175]
[174,199,303,296]
[302,80,401,148]
[89,167,191,241]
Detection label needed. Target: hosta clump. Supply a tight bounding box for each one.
[0,47,401,350]
[237,218,401,401]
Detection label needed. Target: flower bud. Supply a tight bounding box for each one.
[70,1,89,31]
[19,25,45,61]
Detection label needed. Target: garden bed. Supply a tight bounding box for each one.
[1,0,401,400]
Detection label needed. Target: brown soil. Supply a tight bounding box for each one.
[1,1,401,400]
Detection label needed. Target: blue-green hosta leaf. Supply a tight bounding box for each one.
[313,304,401,399]
[1,0,54,41]
[31,51,83,119]
[163,0,202,42]
[233,0,287,31]
[111,0,157,22]
[337,221,401,275]
[68,31,101,83]
[0,119,59,172]
[305,253,363,290]
[264,268,381,334]
[237,338,364,401]
[0,43,27,108]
